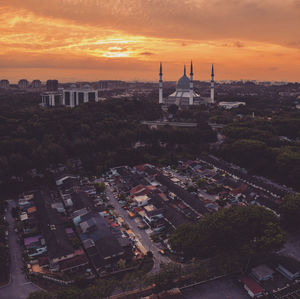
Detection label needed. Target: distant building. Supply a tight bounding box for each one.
[46,80,59,91]
[41,91,62,107]
[0,79,9,89]
[159,62,215,106]
[98,80,127,90]
[98,81,108,90]
[41,83,99,108]
[18,79,29,89]
[62,84,98,107]
[31,80,42,88]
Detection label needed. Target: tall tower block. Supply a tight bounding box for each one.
[189,61,194,105]
[210,64,215,103]
[159,62,163,104]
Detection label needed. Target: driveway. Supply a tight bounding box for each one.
[0,200,39,299]
[105,187,170,273]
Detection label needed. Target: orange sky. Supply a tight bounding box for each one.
[0,0,300,82]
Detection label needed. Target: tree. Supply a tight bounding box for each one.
[85,278,116,298]
[74,273,89,288]
[118,273,136,294]
[71,237,81,249]
[146,251,153,259]
[196,178,207,188]
[167,104,178,115]
[280,194,300,230]
[56,288,82,299]
[94,182,105,194]
[169,205,285,264]
[149,263,183,291]
[27,291,54,299]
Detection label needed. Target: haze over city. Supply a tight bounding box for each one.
[1,0,300,82]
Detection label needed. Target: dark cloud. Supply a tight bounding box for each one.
[234,41,244,48]
[140,51,154,56]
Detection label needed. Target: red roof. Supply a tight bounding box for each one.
[38,256,49,266]
[130,185,146,195]
[130,185,156,196]
[178,203,186,210]
[134,164,152,172]
[240,277,264,295]
[232,183,248,196]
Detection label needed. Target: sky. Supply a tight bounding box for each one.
[0,0,300,82]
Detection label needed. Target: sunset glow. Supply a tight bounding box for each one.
[0,0,300,82]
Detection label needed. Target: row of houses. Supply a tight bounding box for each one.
[240,260,300,298]
[18,191,89,275]
[56,175,136,275]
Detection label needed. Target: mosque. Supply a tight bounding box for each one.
[159,61,215,106]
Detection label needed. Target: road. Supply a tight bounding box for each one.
[105,187,170,273]
[0,200,39,299]
[141,121,225,130]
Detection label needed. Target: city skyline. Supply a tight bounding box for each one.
[0,0,300,82]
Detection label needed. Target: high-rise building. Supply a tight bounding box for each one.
[0,79,9,89]
[18,79,29,89]
[46,80,59,91]
[31,80,42,88]
[62,84,98,107]
[41,91,62,107]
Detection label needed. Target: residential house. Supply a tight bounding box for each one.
[239,277,265,298]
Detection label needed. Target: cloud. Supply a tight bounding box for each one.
[3,0,300,46]
[234,41,244,48]
[140,52,155,56]
[0,1,300,81]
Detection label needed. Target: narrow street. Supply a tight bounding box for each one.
[105,187,170,273]
[0,200,38,299]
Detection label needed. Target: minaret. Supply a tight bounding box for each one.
[159,62,163,104]
[210,64,215,103]
[189,61,194,105]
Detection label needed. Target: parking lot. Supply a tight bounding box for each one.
[181,277,249,299]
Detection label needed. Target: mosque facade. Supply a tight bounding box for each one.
[159,62,215,106]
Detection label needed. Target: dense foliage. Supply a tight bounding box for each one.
[280,194,300,230]
[0,201,9,284]
[169,206,285,265]
[0,95,216,195]
[219,115,300,190]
